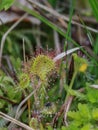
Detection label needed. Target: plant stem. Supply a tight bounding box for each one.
[64,70,77,103]
[23,90,31,123]
[64,70,77,124]
[69,71,77,90]
[27,98,31,122]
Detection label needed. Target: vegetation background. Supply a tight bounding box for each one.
[0,0,98,130]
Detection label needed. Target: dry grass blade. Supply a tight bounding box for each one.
[53,47,82,62]
[0,13,28,67]
[90,84,98,89]
[54,31,61,54]
[0,12,40,25]
[0,111,34,130]
[27,0,98,33]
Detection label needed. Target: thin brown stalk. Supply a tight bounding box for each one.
[15,81,41,119]
[0,95,16,105]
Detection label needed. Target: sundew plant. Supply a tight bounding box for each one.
[0,0,98,130]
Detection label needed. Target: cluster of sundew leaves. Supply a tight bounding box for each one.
[30,55,56,81]
[19,54,57,89]
[19,53,90,129]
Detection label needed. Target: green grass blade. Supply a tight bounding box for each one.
[64,0,75,51]
[89,0,98,21]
